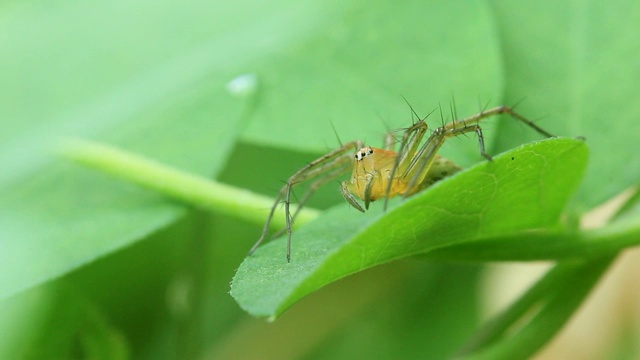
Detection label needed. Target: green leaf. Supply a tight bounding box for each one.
[489,0,640,210]
[0,1,263,298]
[231,138,588,318]
[0,0,525,300]
[241,0,505,162]
[0,89,246,300]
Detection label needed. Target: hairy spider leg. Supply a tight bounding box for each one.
[402,106,555,196]
[249,140,362,262]
[382,120,429,210]
[272,164,354,239]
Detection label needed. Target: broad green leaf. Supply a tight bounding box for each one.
[231,138,588,318]
[489,0,640,210]
[242,0,505,162]
[0,0,286,298]
[0,90,244,300]
[0,0,506,299]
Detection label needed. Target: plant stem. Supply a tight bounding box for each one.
[60,139,321,230]
[460,256,614,360]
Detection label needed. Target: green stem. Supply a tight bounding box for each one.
[60,139,321,230]
[427,219,640,262]
[460,256,614,360]
[456,262,576,355]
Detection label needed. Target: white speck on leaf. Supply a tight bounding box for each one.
[226,73,258,97]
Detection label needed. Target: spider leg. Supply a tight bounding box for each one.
[249,190,284,254]
[340,181,365,212]
[249,140,360,262]
[402,128,448,196]
[402,106,554,196]
[455,106,555,138]
[272,162,353,239]
[383,120,429,210]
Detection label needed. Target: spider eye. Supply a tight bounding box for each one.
[355,147,374,161]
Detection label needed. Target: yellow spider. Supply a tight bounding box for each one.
[250,105,554,261]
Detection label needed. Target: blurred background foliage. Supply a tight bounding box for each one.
[1,0,639,359]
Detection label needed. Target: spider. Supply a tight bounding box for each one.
[249,105,555,261]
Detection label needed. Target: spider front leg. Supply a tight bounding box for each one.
[382,120,430,210]
[271,164,354,239]
[249,140,361,262]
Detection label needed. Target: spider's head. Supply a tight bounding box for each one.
[354,146,374,162]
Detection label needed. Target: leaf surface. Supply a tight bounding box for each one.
[231,138,588,317]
